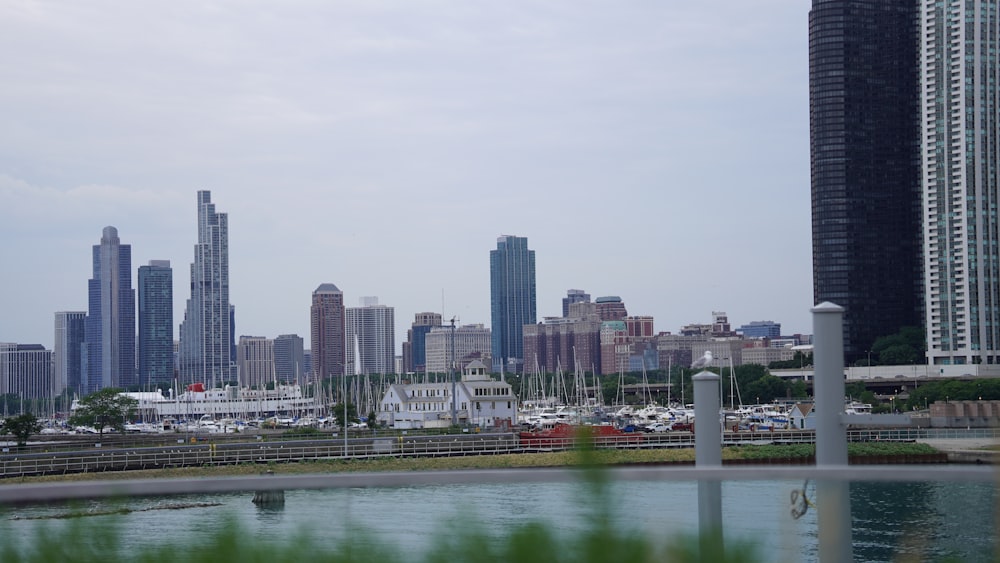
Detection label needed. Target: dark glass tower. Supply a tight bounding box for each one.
[84,226,136,392]
[809,0,922,363]
[490,235,536,373]
[138,260,173,388]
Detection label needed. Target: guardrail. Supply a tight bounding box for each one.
[0,464,994,504]
[0,426,992,479]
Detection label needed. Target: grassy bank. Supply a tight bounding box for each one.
[1,442,940,484]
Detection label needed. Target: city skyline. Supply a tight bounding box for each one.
[0,3,814,352]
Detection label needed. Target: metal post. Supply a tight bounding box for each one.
[812,302,852,562]
[693,370,722,549]
[450,318,457,426]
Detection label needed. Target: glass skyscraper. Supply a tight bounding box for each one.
[809,0,923,364]
[138,260,173,388]
[273,334,305,384]
[54,311,86,397]
[490,235,536,373]
[922,0,1000,364]
[83,226,136,392]
[178,191,233,387]
[346,298,396,376]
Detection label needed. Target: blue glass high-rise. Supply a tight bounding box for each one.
[138,260,173,388]
[490,235,536,373]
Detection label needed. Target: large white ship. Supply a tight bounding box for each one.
[74,383,325,421]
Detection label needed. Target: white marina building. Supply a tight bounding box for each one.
[377,360,516,429]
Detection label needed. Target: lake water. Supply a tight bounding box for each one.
[1,477,995,561]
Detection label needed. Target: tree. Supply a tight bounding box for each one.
[333,402,359,429]
[745,374,788,404]
[870,326,925,366]
[768,351,812,370]
[367,410,378,429]
[68,388,138,437]
[0,413,42,447]
[788,379,809,399]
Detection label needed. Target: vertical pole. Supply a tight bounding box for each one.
[812,302,852,562]
[693,370,722,551]
[450,319,457,426]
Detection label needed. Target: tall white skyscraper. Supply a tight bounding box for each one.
[346,297,395,375]
[179,191,234,387]
[922,1,1000,364]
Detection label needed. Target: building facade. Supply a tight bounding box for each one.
[311,283,346,382]
[273,334,305,384]
[562,289,591,318]
[737,321,782,340]
[53,311,86,397]
[809,0,923,363]
[84,226,136,392]
[0,344,53,399]
[178,191,234,388]
[922,0,1000,364]
[346,298,395,376]
[490,235,536,373]
[403,312,442,374]
[523,318,602,375]
[425,324,492,373]
[237,336,276,389]
[377,360,516,429]
[138,260,173,388]
[595,296,627,322]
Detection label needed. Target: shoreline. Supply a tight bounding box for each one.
[0,442,952,484]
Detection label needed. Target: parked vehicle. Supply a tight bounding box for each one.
[643,422,672,433]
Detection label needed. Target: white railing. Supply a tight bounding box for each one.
[1,427,993,478]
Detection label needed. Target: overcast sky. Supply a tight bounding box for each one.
[0,1,813,353]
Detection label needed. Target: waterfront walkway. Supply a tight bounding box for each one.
[919,437,1000,463]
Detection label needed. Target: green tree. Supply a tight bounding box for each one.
[846,381,866,399]
[870,326,925,366]
[0,413,42,447]
[788,379,809,399]
[768,351,812,370]
[745,374,788,404]
[367,410,378,429]
[333,402,359,429]
[68,388,138,437]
